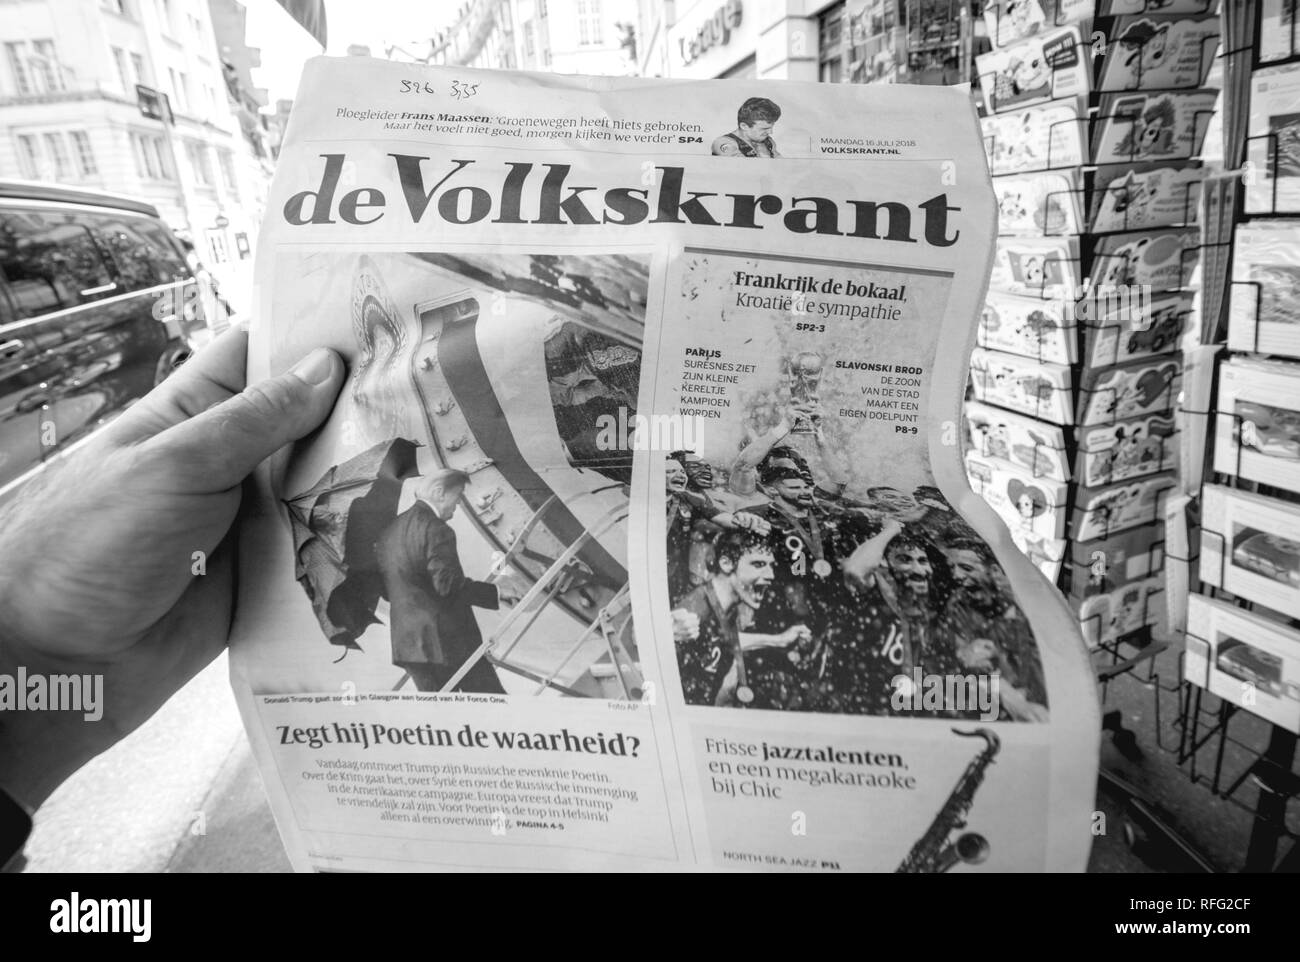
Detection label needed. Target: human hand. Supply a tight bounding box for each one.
[778,624,812,648]
[957,637,1001,673]
[788,398,821,426]
[670,609,700,643]
[712,661,740,706]
[998,685,1050,723]
[732,512,772,537]
[0,325,343,809]
[493,569,529,606]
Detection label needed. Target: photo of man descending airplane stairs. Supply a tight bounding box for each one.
[283,251,651,701]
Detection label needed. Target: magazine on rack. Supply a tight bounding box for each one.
[230,57,1099,872]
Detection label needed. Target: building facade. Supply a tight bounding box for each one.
[0,0,275,273]
[636,0,983,85]
[208,0,277,263]
[386,0,638,76]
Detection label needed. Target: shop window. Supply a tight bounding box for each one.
[819,4,844,83]
[206,230,229,264]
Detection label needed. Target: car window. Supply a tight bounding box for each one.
[0,208,117,320]
[135,220,188,277]
[0,278,13,325]
[89,214,188,292]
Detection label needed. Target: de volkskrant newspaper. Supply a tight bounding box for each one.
[232,57,1100,872]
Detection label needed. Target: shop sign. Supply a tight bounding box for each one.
[679,0,744,66]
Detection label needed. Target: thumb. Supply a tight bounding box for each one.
[142,348,344,492]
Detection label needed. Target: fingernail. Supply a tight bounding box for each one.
[291,349,336,386]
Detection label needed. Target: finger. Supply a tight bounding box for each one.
[140,348,344,493]
[106,324,253,445]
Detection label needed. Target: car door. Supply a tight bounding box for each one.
[0,203,124,491]
[0,202,146,488]
[42,209,183,453]
[0,273,46,492]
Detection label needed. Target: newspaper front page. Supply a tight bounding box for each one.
[231,57,1100,872]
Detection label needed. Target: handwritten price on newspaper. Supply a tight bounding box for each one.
[397,80,480,100]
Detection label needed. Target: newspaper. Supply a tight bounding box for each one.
[231,57,1100,872]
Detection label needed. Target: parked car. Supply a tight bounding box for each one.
[0,180,200,499]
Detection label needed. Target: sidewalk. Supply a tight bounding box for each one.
[23,654,288,873]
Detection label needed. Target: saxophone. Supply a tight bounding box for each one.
[895,728,1002,873]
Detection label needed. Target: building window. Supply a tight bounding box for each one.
[577,0,602,45]
[524,22,534,56]
[6,43,31,95]
[154,137,172,179]
[186,141,214,187]
[537,0,547,17]
[112,46,130,92]
[819,4,845,83]
[15,135,40,179]
[13,131,97,182]
[130,131,173,180]
[112,48,146,93]
[152,135,171,178]
[169,67,188,111]
[218,149,238,198]
[70,131,98,176]
[189,14,203,41]
[129,132,149,177]
[158,0,175,35]
[41,133,72,180]
[102,0,129,15]
[31,40,64,92]
[6,40,64,95]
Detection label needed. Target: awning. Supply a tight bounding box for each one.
[276,0,327,48]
